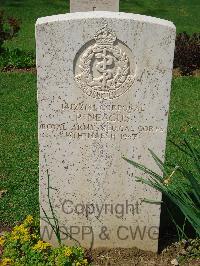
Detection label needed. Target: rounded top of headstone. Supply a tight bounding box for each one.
[36,11,175,30]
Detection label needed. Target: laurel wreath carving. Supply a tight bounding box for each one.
[74,25,135,99]
[76,43,131,92]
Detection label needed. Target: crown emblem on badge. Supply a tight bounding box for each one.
[94,24,116,46]
[74,24,135,100]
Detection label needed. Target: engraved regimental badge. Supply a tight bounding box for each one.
[74,25,135,100]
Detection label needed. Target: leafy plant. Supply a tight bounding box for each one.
[0,48,35,70]
[123,131,200,238]
[0,10,20,53]
[178,238,200,263]
[0,10,35,70]
[0,216,90,266]
[174,32,200,75]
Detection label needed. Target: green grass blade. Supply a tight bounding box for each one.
[123,157,164,182]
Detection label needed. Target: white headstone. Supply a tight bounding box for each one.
[36,12,175,252]
[70,0,119,12]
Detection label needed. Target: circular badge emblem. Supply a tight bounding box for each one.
[74,24,135,100]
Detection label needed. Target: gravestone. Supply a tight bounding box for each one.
[70,0,119,12]
[36,12,175,252]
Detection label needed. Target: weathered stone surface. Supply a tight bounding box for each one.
[36,12,175,252]
[70,0,119,12]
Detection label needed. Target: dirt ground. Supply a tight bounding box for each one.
[89,244,199,266]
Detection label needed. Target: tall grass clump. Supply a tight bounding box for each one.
[123,130,200,238]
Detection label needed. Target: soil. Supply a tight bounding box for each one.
[1,66,36,74]
[172,68,200,77]
[89,245,199,266]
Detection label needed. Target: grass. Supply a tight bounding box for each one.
[165,77,200,166]
[0,73,38,225]
[0,0,69,52]
[120,0,200,33]
[0,0,199,52]
[0,73,199,226]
